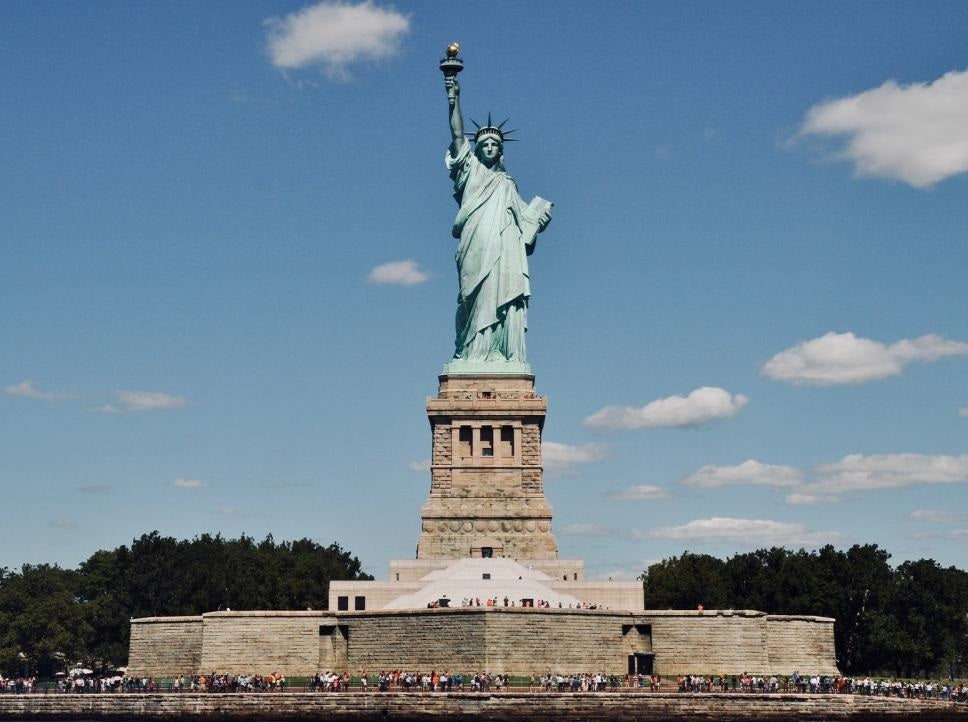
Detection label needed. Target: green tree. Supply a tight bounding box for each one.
[816,544,898,674]
[0,531,373,676]
[637,542,968,676]
[888,559,968,677]
[77,548,133,671]
[643,551,729,609]
[0,564,91,678]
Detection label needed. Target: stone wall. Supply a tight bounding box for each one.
[338,608,643,675]
[766,615,839,674]
[126,616,202,678]
[128,607,837,679]
[344,608,486,671]
[482,610,642,673]
[647,610,839,676]
[650,611,769,674]
[418,374,558,561]
[2,692,963,722]
[199,612,325,677]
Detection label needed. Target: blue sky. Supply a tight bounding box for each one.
[2,1,967,581]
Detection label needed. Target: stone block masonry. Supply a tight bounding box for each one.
[128,607,838,679]
[418,374,557,560]
[126,616,202,679]
[200,612,327,677]
[2,692,963,722]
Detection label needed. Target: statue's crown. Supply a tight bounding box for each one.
[468,113,517,145]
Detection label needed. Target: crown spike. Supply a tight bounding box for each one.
[469,113,517,145]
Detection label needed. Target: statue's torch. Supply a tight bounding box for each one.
[439,43,463,102]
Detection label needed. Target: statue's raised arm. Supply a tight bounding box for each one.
[445,75,464,154]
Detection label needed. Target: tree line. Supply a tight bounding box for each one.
[0,532,372,678]
[3,537,964,679]
[642,544,968,678]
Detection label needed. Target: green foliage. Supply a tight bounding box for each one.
[0,564,91,678]
[0,532,372,677]
[643,544,968,677]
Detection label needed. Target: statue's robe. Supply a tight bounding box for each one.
[447,139,543,362]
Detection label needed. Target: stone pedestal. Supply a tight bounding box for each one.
[417,374,558,560]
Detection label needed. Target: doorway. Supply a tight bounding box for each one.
[628,652,654,675]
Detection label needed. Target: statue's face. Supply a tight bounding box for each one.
[476,138,502,167]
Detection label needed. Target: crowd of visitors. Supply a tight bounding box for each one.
[671,672,967,701]
[431,597,606,609]
[0,677,35,694]
[1,670,966,702]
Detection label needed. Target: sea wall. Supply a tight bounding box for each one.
[1,692,962,722]
[766,615,839,674]
[200,612,333,678]
[128,607,838,678]
[340,608,643,674]
[651,610,769,673]
[127,617,202,679]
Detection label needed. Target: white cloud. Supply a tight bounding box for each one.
[606,484,669,501]
[809,453,968,494]
[664,452,968,505]
[681,459,803,488]
[584,386,748,430]
[116,390,188,412]
[910,509,968,524]
[633,517,841,546]
[171,478,207,489]
[265,1,410,80]
[784,492,835,506]
[94,404,121,414]
[780,453,968,503]
[408,458,431,472]
[542,441,608,472]
[761,332,968,385]
[799,68,968,187]
[960,406,968,418]
[560,523,613,537]
[4,380,76,401]
[368,259,429,286]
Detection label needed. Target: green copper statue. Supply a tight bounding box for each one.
[441,45,552,374]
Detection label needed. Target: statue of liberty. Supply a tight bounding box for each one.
[442,47,552,373]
